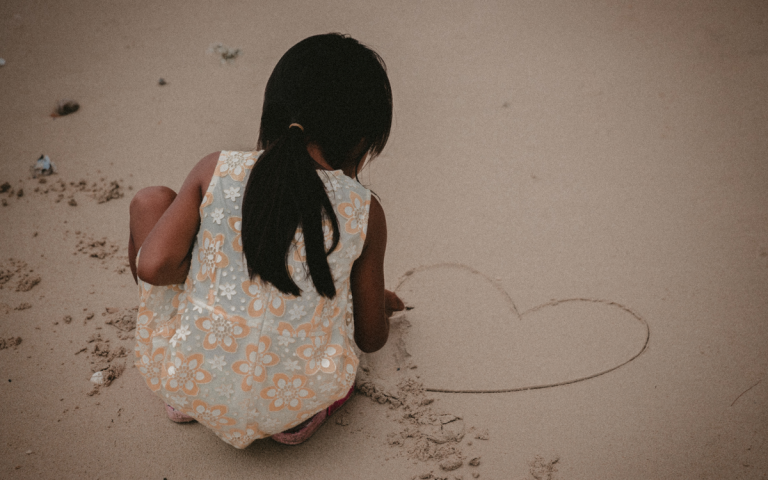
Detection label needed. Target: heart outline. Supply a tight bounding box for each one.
[393,263,650,394]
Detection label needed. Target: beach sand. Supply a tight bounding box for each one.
[1,1,767,478]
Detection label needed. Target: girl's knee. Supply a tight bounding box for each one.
[130,186,177,216]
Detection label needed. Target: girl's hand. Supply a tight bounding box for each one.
[384,289,405,318]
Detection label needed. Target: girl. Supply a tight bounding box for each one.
[127,33,404,448]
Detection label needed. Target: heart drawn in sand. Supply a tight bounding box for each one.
[384,263,650,394]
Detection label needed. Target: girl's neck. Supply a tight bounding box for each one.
[307,143,334,170]
[307,143,362,178]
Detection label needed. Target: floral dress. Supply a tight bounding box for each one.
[135,151,370,448]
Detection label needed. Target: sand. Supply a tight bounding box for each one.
[1,1,767,479]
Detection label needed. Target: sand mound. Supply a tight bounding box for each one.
[0,259,41,292]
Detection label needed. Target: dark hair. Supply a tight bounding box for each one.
[241,33,392,299]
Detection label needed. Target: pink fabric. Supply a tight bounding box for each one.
[271,387,354,445]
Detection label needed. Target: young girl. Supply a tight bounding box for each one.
[127,33,404,448]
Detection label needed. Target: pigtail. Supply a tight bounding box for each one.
[242,33,391,300]
[241,126,340,298]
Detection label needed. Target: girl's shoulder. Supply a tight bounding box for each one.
[185,151,221,199]
[192,150,262,196]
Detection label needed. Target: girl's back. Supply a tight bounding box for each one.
[136,150,370,447]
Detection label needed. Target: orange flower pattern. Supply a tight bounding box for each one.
[214,151,256,181]
[196,230,229,283]
[135,151,368,448]
[165,352,212,396]
[275,321,311,347]
[222,424,264,449]
[135,307,154,345]
[183,400,237,429]
[310,297,341,333]
[296,334,343,375]
[199,191,214,217]
[232,338,280,391]
[260,373,315,411]
[228,216,242,252]
[241,278,289,318]
[338,191,370,240]
[195,307,250,353]
[136,346,166,391]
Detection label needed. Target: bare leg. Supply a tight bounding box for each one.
[128,186,177,284]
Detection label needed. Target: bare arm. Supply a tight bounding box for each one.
[136,152,219,285]
[350,196,404,353]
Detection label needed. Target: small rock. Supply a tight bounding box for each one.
[53,100,79,117]
[25,450,32,455]
[474,429,489,440]
[31,155,55,177]
[63,315,72,324]
[472,473,479,479]
[210,43,241,62]
[469,457,481,467]
[334,414,349,426]
[0,58,5,67]
[158,78,167,85]
[16,275,41,292]
[68,198,77,206]
[440,454,463,471]
[16,189,23,198]
[105,307,119,314]
[90,371,105,385]
[0,337,22,350]
[0,182,10,193]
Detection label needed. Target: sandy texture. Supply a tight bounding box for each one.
[1,1,767,479]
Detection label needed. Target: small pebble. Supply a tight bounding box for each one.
[158,78,167,85]
[440,454,463,471]
[25,450,32,455]
[68,198,77,206]
[54,100,79,117]
[0,58,5,67]
[469,457,481,467]
[90,371,105,385]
